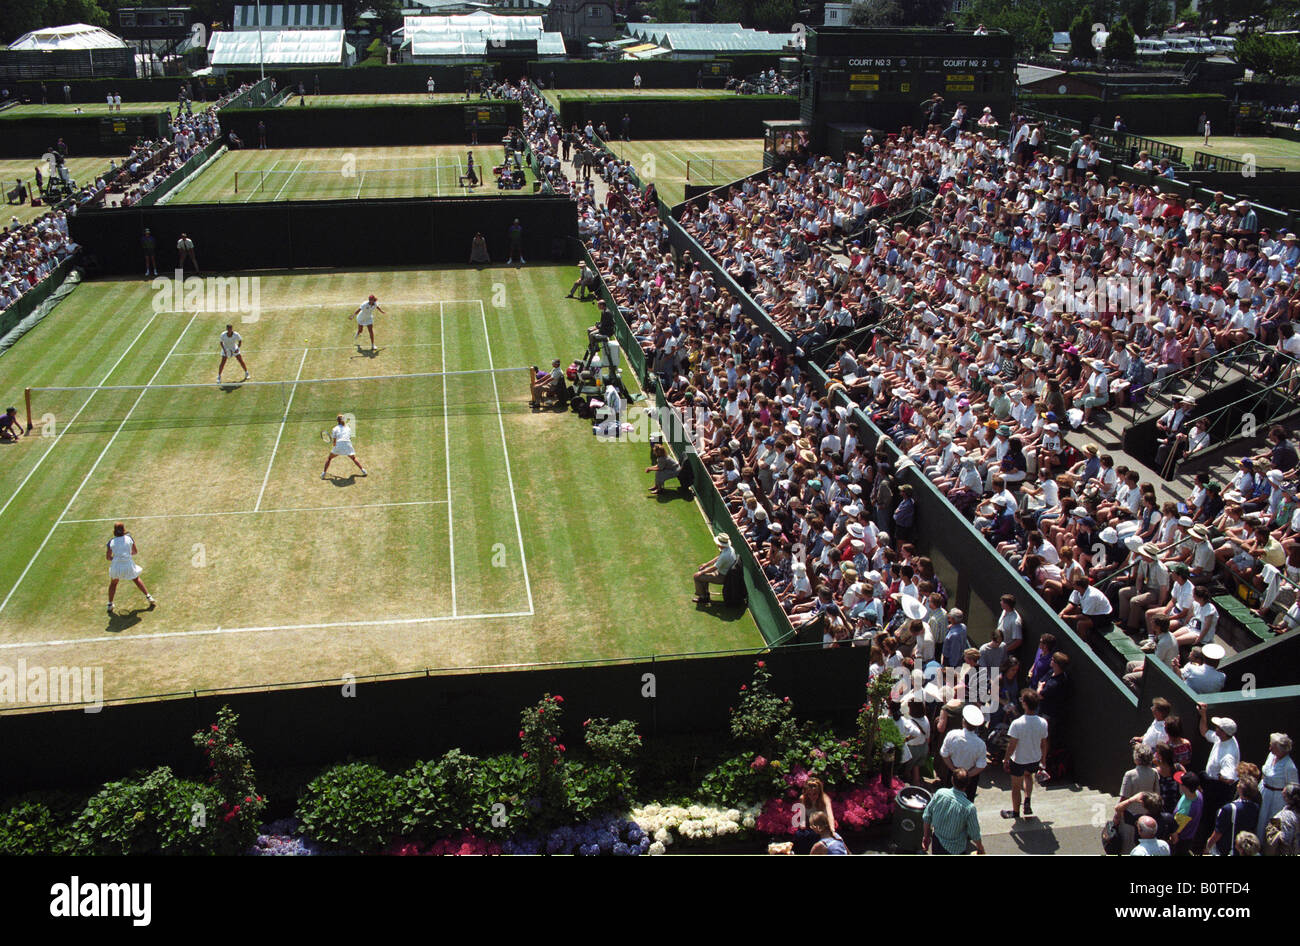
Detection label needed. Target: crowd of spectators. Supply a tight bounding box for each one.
[513,79,1300,851]
[726,69,799,96]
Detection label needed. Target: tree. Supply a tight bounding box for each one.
[1105,15,1137,60]
[651,0,688,21]
[753,0,798,31]
[1070,5,1096,59]
[1234,32,1300,78]
[898,0,951,25]
[1120,0,1150,36]
[1147,0,1172,36]
[850,0,902,27]
[1028,7,1053,54]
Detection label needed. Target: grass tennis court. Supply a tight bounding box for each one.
[605,138,765,207]
[1156,135,1300,171]
[0,101,174,119]
[0,265,757,704]
[278,92,492,107]
[542,88,743,110]
[2,156,126,225]
[172,145,535,203]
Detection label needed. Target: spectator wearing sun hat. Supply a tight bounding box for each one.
[1118,542,1170,632]
[692,533,737,605]
[1196,703,1240,845]
[1182,642,1227,694]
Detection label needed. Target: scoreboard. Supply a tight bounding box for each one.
[823,55,1012,100]
[800,28,1016,151]
[464,103,508,129]
[463,64,495,86]
[702,61,732,78]
[99,114,164,145]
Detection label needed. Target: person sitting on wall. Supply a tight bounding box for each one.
[529,359,566,410]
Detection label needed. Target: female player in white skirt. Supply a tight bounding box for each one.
[352,294,385,351]
[323,414,367,479]
[107,522,155,614]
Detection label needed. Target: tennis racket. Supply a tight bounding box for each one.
[320,428,333,444]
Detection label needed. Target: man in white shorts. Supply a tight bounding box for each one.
[427,76,436,98]
[218,323,250,383]
[352,294,384,351]
[323,413,367,479]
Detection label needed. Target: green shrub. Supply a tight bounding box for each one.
[0,801,68,855]
[296,762,399,852]
[69,767,222,855]
[699,753,784,806]
[193,706,265,855]
[729,660,796,752]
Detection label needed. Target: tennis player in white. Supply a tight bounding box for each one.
[352,294,385,351]
[106,522,155,614]
[218,323,250,383]
[323,414,367,479]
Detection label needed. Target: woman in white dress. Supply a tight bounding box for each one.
[1258,733,1298,836]
[107,522,155,614]
[322,414,367,479]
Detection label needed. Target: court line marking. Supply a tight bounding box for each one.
[58,500,448,526]
[271,157,304,201]
[0,309,162,524]
[254,346,308,511]
[0,609,537,651]
[241,157,280,202]
[152,298,487,314]
[168,343,441,356]
[475,298,534,615]
[0,312,198,616]
[440,300,456,617]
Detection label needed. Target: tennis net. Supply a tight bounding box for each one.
[25,367,532,435]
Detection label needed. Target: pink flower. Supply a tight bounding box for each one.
[751,755,768,770]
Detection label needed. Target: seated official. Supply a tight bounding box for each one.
[693,533,738,605]
[529,359,565,409]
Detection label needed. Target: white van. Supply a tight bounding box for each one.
[1163,37,1195,53]
[1211,36,1236,54]
[1135,38,1169,56]
[1189,38,1218,54]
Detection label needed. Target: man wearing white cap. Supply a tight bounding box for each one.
[692,533,737,605]
[1197,703,1240,844]
[940,704,987,801]
[1182,642,1226,694]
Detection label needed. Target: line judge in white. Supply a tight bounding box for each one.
[351,294,385,352]
[322,414,368,480]
[107,522,155,615]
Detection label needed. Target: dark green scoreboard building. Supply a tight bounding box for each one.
[800,27,1016,155]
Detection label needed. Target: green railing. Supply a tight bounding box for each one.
[136,135,225,207]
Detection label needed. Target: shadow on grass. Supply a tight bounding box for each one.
[647,485,694,504]
[105,605,151,633]
[324,473,360,486]
[693,599,749,622]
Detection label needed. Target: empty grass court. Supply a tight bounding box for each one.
[279,92,495,107]
[0,265,757,704]
[1156,135,1300,171]
[604,138,764,206]
[171,145,536,203]
[541,88,765,110]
